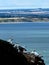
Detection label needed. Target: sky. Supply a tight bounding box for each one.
[0,0,49,9]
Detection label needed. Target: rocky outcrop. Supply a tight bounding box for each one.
[0,39,28,65]
[0,39,45,65]
[23,52,45,65]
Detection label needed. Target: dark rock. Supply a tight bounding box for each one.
[0,39,45,65]
[0,39,28,65]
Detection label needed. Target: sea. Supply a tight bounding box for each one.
[0,22,49,65]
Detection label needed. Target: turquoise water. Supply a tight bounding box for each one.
[0,22,49,65]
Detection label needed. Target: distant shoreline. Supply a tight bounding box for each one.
[0,21,27,24]
[0,17,49,24]
[0,21,49,24]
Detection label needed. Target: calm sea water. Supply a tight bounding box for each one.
[0,22,49,65]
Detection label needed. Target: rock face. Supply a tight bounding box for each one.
[0,39,45,65]
[23,52,45,65]
[0,39,28,65]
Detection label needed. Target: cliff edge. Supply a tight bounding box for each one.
[0,39,45,65]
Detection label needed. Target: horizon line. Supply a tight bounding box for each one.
[0,8,49,10]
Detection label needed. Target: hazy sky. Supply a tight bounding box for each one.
[0,0,49,9]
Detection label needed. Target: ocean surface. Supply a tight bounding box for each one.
[0,22,49,65]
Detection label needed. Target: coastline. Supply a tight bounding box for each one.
[0,17,49,24]
[0,21,49,24]
[0,21,30,24]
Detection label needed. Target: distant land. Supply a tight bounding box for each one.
[0,8,49,22]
